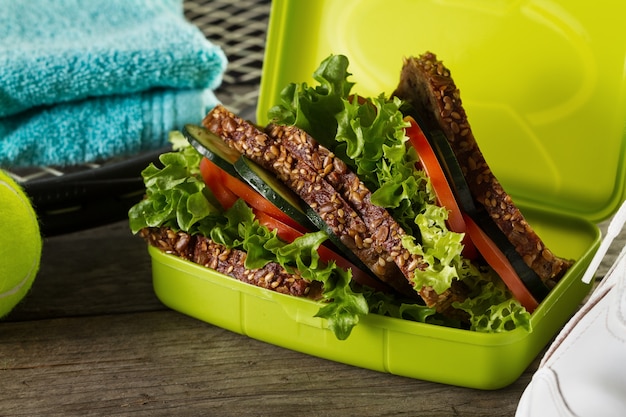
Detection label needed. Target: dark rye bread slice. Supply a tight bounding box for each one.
[202,106,417,300]
[265,122,470,314]
[392,52,573,286]
[140,226,323,298]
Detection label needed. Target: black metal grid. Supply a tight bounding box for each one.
[185,0,270,114]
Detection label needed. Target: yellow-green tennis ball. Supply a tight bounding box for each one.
[0,170,42,318]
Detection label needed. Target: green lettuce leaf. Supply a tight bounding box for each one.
[336,95,410,193]
[401,205,465,294]
[269,54,354,152]
[364,289,437,323]
[128,133,221,234]
[453,269,532,332]
[336,94,436,238]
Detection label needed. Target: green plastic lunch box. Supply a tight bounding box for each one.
[148,0,626,389]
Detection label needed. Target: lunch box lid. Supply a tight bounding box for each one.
[257,0,626,223]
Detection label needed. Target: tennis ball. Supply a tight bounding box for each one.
[0,170,42,318]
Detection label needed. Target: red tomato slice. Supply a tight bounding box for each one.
[254,210,388,292]
[463,214,538,312]
[199,157,239,210]
[199,157,308,233]
[405,116,477,259]
[221,169,309,233]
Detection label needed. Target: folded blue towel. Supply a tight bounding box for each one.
[0,0,228,167]
[0,88,219,167]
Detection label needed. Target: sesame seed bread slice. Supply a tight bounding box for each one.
[392,52,573,286]
[140,226,323,298]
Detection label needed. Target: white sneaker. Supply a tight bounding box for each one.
[515,244,626,417]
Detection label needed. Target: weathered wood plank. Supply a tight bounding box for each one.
[0,311,534,417]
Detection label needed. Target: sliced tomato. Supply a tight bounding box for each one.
[200,157,309,233]
[404,116,477,259]
[463,214,538,312]
[200,157,239,210]
[254,210,388,292]
[221,168,308,233]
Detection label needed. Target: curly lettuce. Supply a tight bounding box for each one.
[269,54,354,151]
[128,132,221,233]
[453,268,531,332]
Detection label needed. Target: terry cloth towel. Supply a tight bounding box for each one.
[0,0,228,167]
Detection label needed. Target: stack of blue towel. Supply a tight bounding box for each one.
[0,0,228,167]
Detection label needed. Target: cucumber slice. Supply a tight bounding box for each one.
[428,130,476,215]
[428,130,550,301]
[183,124,240,176]
[234,155,316,230]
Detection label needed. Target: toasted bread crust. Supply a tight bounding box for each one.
[392,52,573,285]
[141,226,323,298]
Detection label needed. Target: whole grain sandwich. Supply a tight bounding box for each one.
[130,52,573,339]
